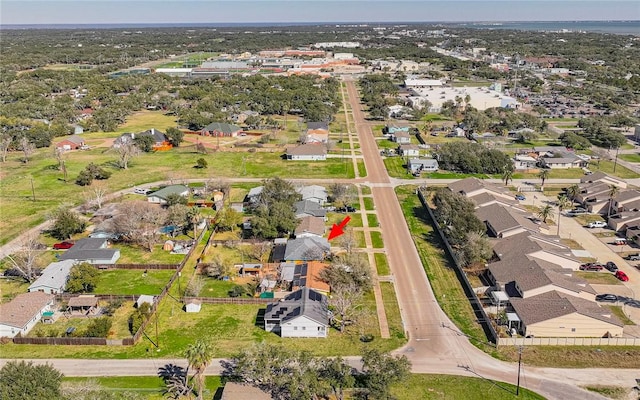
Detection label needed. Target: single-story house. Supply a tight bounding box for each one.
[608,210,640,232]
[294,200,327,219]
[513,154,538,170]
[28,260,76,294]
[510,291,623,338]
[283,237,330,262]
[397,144,420,157]
[147,185,190,205]
[385,125,410,135]
[307,121,330,131]
[114,129,171,150]
[200,122,243,137]
[580,172,627,189]
[610,190,640,215]
[408,158,438,174]
[305,129,329,144]
[448,177,514,201]
[539,154,587,169]
[0,292,55,338]
[59,238,120,265]
[185,299,202,313]
[290,261,331,294]
[295,216,326,238]
[263,287,329,338]
[56,135,85,150]
[221,382,273,400]
[286,144,327,161]
[391,131,411,144]
[297,185,328,205]
[476,203,545,238]
[136,295,155,308]
[491,232,581,271]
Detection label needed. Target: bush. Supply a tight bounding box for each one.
[228,285,245,298]
[83,317,112,338]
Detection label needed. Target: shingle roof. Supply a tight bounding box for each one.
[68,296,99,307]
[65,135,85,144]
[295,216,326,237]
[491,232,576,262]
[202,122,242,134]
[476,203,543,237]
[307,121,329,131]
[0,292,54,329]
[264,287,329,326]
[28,260,76,292]
[149,185,189,201]
[614,190,640,203]
[511,291,623,327]
[221,382,273,400]
[296,185,328,202]
[283,237,330,261]
[294,200,327,218]
[287,143,327,156]
[468,192,517,208]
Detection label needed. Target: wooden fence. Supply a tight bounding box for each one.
[417,188,499,346]
[182,296,273,305]
[13,336,107,346]
[498,336,640,346]
[96,264,180,270]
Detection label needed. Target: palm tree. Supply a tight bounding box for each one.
[556,195,572,236]
[538,169,550,189]
[187,207,202,239]
[607,184,620,219]
[185,339,215,400]
[566,184,580,201]
[538,204,554,224]
[502,167,514,186]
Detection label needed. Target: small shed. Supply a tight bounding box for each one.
[163,240,175,251]
[185,299,202,313]
[211,191,224,202]
[136,295,154,308]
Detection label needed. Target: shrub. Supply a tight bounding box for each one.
[84,317,112,338]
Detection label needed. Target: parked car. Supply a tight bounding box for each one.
[605,262,619,272]
[515,194,526,201]
[567,209,588,216]
[615,270,629,282]
[595,294,618,303]
[586,221,607,229]
[134,188,151,195]
[53,241,74,250]
[579,263,604,271]
[625,253,640,261]
[612,238,627,246]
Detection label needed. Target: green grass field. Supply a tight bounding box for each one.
[94,269,176,295]
[619,153,640,163]
[374,252,390,276]
[363,197,375,211]
[367,213,378,228]
[383,157,415,179]
[370,231,384,248]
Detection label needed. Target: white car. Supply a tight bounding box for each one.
[134,188,151,195]
[587,221,607,228]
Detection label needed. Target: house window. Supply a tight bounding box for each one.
[318,327,325,331]
[571,328,576,332]
[293,326,298,330]
[302,326,306,330]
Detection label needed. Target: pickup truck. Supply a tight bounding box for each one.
[625,253,640,261]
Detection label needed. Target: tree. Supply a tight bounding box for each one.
[538,169,550,188]
[187,206,202,238]
[133,134,155,152]
[185,339,215,400]
[18,135,35,163]
[556,195,573,236]
[158,364,191,400]
[129,302,151,335]
[48,205,86,240]
[85,182,109,210]
[0,360,63,400]
[502,167,513,185]
[319,356,354,400]
[4,235,43,282]
[165,204,190,237]
[537,204,554,224]
[361,348,411,399]
[456,231,492,269]
[215,206,242,232]
[165,127,184,147]
[0,133,11,162]
[566,184,580,201]
[115,141,140,169]
[111,201,167,251]
[66,262,99,293]
[83,317,112,337]
[195,157,208,169]
[607,184,620,218]
[185,275,205,297]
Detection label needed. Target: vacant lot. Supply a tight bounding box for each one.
[94,269,176,295]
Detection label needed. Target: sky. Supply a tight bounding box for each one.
[1,0,639,25]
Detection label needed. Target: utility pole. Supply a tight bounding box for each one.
[516,345,523,395]
[613,146,620,173]
[30,177,36,201]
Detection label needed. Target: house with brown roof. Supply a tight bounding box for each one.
[491,232,581,271]
[609,190,640,215]
[286,144,327,161]
[510,291,623,338]
[476,203,546,238]
[294,216,326,238]
[221,382,273,400]
[0,292,55,338]
[448,178,513,201]
[467,192,519,209]
[609,210,640,232]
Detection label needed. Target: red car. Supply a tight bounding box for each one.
[615,270,629,282]
[53,241,74,250]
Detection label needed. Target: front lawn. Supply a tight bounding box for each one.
[94,269,176,295]
[370,231,384,248]
[362,197,375,211]
[374,253,390,276]
[619,153,640,163]
[383,157,415,179]
[367,213,378,228]
[574,271,622,285]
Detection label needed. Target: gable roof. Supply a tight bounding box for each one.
[448,177,510,198]
[284,237,330,261]
[287,143,327,156]
[476,203,544,237]
[64,135,85,145]
[68,296,99,308]
[296,185,328,202]
[307,121,329,131]
[510,291,623,327]
[468,192,518,208]
[294,200,327,218]
[295,216,326,237]
[290,261,330,293]
[28,260,76,292]
[221,382,273,400]
[139,128,167,143]
[148,185,189,201]
[0,292,54,329]
[264,287,329,326]
[202,122,242,134]
[59,238,118,262]
[492,231,577,263]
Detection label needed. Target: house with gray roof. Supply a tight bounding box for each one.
[580,171,627,189]
[294,200,327,219]
[391,130,411,144]
[28,260,77,294]
[397,144,420,157]
[467,192,518,209]
[408,158,438,174]
[491,232,581,271]
[294,216,326,238]
[200,122,243,137]
[245,186,263,204]
[286,144,327,161]
[56,135,86,150]
[510,291,623,338]
[263,287,329,338]
[59,237,120,265]
[296,185,328,205]
[307,121,330,131]
[539,151,587,169]
[610,189,640,215]
[0,292,55,338]
[448,177,513,200]
[147,185,189,205]
[114,128,168,149]
[283,237,330,262]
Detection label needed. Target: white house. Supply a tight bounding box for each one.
[408,158,438,174]
[0,292,55,338]
[147,185,190,205]
[286,144,327,161]
[263,287,329,338]
[28,260,76,294]
[513,154,538,170]
[296,185,328,205]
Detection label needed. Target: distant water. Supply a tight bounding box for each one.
[1,20,638,35]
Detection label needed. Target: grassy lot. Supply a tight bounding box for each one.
[377,138,398,149]
[328,212,363,228]
[374,253,390,276]
[116,244,186,265]
[363,197,375,211]
[619,153,640,163]
[199,277,237,297]
[357,160,367,178]
[94,269,176,295]
[583,385,630,400]
[574,271,622,285]
[395,186,495,353]
[383,157,415,179]
[370,231,384,248]
[354,230,366,248]
[497,345,640,368]
[608,305,635,325]
[590,160,640,179]
[390,374,544,400]
[0,278,30,302]
[380,282,405,340]
[360,185,371,196]
[366,213,378,228]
